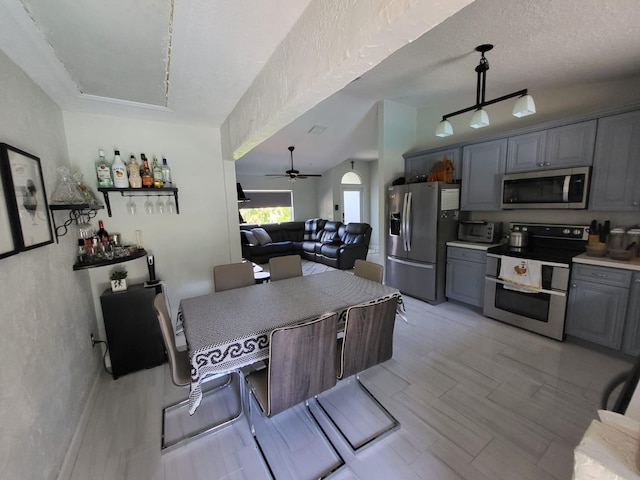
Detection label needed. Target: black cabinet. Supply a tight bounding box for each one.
[100,283,166,379]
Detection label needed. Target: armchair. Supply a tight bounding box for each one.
[318,222,371,269]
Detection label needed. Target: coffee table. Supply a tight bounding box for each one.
[254,271,270,284]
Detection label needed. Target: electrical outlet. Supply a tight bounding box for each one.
[90,333,96,348]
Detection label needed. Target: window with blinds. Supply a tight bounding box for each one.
[239,190,292,224]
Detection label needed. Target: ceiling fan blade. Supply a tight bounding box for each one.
[266,146,322,179]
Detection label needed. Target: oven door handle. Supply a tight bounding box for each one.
[485,277,567,297]
[486,253,570,269]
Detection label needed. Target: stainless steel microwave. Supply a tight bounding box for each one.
[458,221,502,243]
[501,166,591,209]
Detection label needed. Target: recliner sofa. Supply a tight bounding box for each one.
[240,219,371,270]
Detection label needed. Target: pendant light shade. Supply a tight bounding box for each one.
[470,109,490,129]
[512,94,536,118]
[435,120,453,137]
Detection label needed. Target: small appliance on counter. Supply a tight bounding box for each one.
[145,253,161,288]
[458,220,502,244]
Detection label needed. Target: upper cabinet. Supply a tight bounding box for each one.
[506,130,547,173]
[590,110,640,211]
[405,148,461,182]
[505,120,597,173]
[461,139,507,211]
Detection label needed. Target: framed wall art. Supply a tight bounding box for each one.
[0,144,53,252]
[0,148,20,259]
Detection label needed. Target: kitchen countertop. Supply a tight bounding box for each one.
[573,252,640,271]
[447,241,503,251]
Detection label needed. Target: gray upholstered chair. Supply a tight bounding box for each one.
[153,294,242,452]
[353,259,384,283]
[317,296,400,451]
[268,254,302,281]
[213,261,255,292]
[245,312,344,475]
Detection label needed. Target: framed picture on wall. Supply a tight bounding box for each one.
[0,147,20,259]
[0,144,53,251]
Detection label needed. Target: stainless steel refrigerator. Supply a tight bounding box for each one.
[386,182,460,304]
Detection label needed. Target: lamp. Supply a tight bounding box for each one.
[435,44,535,137]
[236,183,250,203]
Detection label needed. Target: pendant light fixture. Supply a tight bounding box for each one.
[435,44,536,137]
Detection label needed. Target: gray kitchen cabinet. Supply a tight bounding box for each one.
[505,120,596,173]
[506,130,547,173]
[544,120,597,168]
[461,138,507,211]
[405,148,462,182]
[446,246,486,307]
[565,264,631,349]
[622,273,640,356]
[590,110,640,211]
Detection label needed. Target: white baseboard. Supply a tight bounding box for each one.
[55,369,102,480]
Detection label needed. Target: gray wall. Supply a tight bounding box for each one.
[0,50,99,480]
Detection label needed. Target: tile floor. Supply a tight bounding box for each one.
[63,263,633,480]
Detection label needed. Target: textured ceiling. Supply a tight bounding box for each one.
[2,0,640,178]
[238,0,640,176]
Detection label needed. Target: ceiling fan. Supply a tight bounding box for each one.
[265,146,321,180]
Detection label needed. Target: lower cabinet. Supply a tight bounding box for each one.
[100,283,167,379]
[565,264,632,351]
[446,246,486,308]
[623,273,640,356]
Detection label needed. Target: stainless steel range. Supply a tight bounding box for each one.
[483,223,589,340]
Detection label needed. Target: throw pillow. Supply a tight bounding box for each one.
[251,227,273,246]
[241,230,258,245]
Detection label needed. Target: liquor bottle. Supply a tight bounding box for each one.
[161,157,172,186]
[152,156,163,188]
[140,154,153,188]
[128,155,142,188]
[95,149,113,187]
[112,150,129,188]
[96,220,109,244]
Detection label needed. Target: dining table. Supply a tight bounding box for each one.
[179,270,404,414]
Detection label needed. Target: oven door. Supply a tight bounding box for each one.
[483,255,569,340]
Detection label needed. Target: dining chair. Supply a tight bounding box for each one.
[213,261,255,292]
[245,312,344,477]
[315,296,400,451]
[268,254,303,281]
[353,259,384,283]
[153,294,242,452]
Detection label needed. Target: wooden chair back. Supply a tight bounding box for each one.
[338,296,398,379]
[213,262,255,292]
[353,259,383,283]
[250,313,338,417]
[268,254,303,281]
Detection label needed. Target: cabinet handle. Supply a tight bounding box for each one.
[544,162,551,166]
[537,163,544,167]
[572,284,577,288]
[632,201,639,207]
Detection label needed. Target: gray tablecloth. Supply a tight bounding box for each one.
[179,271,402,413]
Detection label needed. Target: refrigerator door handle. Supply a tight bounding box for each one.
[387,256,434,269]
[402,192,409,251]
[405,191,412,251]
